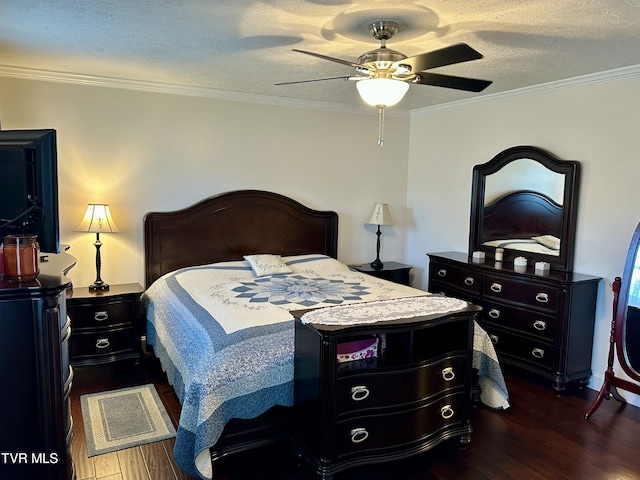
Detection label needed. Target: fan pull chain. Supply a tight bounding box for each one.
[377,106,385,146]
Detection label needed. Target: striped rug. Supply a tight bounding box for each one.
[80,383,176,457]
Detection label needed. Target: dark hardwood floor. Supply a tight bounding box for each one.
[71,354,640,480]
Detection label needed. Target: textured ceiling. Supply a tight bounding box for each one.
[1,0,639,111]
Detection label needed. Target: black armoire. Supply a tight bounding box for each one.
[0,248,75,479]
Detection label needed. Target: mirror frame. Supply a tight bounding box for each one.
[615,221,640,382]
[469,146,580,272]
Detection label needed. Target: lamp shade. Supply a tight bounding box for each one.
[76,204,119,233]
[366,203,394,226]
[356,78,409,107]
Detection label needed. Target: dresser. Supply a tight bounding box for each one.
[67,283,143,366]
[0,248,75,480]
[428,251,600,392]
[292,303,480,479]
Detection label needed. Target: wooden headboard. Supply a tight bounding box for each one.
[143,190,338,287]
[481,190,563,242]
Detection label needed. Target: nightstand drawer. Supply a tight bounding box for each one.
[70,326,136,360]
[336,392,467,458]
[68,300,135,329]
[337,355,466,415]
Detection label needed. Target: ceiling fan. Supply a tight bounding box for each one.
[277,21,492,145]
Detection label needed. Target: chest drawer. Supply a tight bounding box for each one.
[69,326,135,360]
[336,355,466,415]
[336,392,467,458]
[430,261,481,297]
[68,299,135,329]
[482,300,557,342]
[483,274,559,313]
[482,324,554,371]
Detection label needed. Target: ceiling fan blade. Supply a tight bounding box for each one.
[397,43,483,73]
[275,75,356,86]
[292,49,361,69]
[414,72,492,92]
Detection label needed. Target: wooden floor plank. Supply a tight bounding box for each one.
[117,447,150,480]
[140,441,177,480]
[92,452,121,478]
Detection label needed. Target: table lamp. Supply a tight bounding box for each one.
[76,203,119,291]
[365,203,394,270]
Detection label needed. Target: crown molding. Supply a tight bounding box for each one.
[410,64,640,117]
[0,64,410,117]
[1,63,637,118]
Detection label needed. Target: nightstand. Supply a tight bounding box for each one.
[350,261,412,286]
[67,283,144,366]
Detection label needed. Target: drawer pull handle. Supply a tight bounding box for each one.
[531,348,545,359]
[442,367,455,381]
[464,277,474,286]
[535,293,549,303]
[489,334,499,345]
[437,269,447,278]
[350,428,369,444]
[488,308,501,319]
[94,311,109,321]
[96,338,110,349]
[440,405,454,419]
[350,386,370,402]
[490,283,503,293]
[533,320,547,331]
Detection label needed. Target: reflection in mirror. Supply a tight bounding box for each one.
[469,146,580,272]
[484,158,565,205]
[625,249,640,373]
[585,221,640,419]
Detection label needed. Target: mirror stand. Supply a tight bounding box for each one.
[585,277,640,419]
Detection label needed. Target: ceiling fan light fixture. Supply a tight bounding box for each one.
[356,78,409,107]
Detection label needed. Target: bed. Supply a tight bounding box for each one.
[481,190,563,256]
[141,190,509,479]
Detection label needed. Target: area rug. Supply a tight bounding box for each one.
[80,383,176,457]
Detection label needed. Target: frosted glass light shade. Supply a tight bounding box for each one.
[356,78,410,107]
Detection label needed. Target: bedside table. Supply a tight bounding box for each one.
[350,261,412,286]
[67,283,144,366]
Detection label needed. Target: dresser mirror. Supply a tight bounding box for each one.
[469,146,580,272]
[585,221,640,419]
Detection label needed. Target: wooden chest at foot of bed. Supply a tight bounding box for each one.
[291,304,479,480]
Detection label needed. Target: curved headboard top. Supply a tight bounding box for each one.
[482,190,563,242]
[143,190,338,287]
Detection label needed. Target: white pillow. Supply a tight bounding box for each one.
[243,254,293,277]
[532,235,561,250]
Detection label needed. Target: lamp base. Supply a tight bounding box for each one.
[89,281,110,292]
[370,259,384,270]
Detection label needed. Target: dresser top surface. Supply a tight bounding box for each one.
[428,251,601,284]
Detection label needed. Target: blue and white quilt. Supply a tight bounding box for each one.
[141,254,509,479]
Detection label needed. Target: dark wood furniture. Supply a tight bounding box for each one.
[292,304,480,479]
[0,248,75,480]
[349,261,412,286]
[585,221,640,419]
[469,146,580,272]
[143,189,338,287]
[67,283,143,366]
[428,251,600,393]
[143,190,339,470]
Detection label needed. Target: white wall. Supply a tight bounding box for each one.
[406,69,640,406]
[0,76,410,288]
